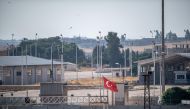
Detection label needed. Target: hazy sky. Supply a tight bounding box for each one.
[0,0,190,40]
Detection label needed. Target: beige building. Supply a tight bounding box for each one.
[0,56,76,85]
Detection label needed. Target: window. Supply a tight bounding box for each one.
[57,69,61,74]
[27,69,32,76]
[47,70,51,75]
[167,65,173,71]
[180,44,183,48]
[177,75,185,80]
[177,64,184,70]
[36,70,41,75]
[64,66,67,70]
[4,70,11,76]
[28,72,32,76]
[17,72,21,76]
[186,74,190,79]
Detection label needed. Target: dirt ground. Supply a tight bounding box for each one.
[68,76,138,85]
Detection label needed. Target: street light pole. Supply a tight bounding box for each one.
[115,63,121,77]
[184,30,188,53]
[75,36,78,81]
[99,31,103,70]
[123,34,127,77]
[21,47,23,85]
[11,34,14,56]
[35,33,38,57]
[51,44,54,83]
[153,42,156,86]
[97,31,103,100]
[96,38,99,70]
[7,43,10,56]
[129,42,133,77]
[150,30,156,86]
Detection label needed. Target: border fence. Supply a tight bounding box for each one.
[0,96,108,106]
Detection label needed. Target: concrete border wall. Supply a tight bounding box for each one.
[1,105,190,109]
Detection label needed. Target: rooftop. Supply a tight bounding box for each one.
[137,53,190,65]
[0,56,74,66]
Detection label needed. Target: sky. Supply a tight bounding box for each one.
[0,0,190,40]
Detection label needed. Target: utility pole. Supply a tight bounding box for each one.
[130,42,133,77]
[21,47,23,85]
[25,45,28,84]
[97,31,103,100]
[184,30,188,53]
[161,0,165,94]
[97,38,99,70]
[153,42,156,86]
[60,34,64,82]
[76,37,78,81]
[7,43,10,56]
[99,31,103,70]
[143,71,152,109]
[11,34,14,56]
[30,45,32,56]
[35,33,38,57]
[91,53,93,68]
[51,44,54,82]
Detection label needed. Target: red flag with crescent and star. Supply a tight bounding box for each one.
[102,77,118,92]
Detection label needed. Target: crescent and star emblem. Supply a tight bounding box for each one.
[106,81,112,87]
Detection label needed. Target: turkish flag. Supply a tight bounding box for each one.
[102,77,118,92]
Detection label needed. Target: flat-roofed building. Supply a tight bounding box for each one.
[137,53,190,85]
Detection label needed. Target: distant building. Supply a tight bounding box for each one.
[0,56,76,85]
[137,53,190,84]
[171,41,190,53]
[166,31,178,41]
[185,29,190,40]
[142,40,190,56]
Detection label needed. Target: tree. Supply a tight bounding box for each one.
[155,30,161,39]
[185,29,190,40]
[162,87,189,105]
[16,36,86,66]
[186,87,190,99]
[105,32,122,67]
[137,52,152,60]
[92,45,109,66]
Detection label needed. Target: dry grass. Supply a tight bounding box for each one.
[79,67,96,71]
[68,77,138,85]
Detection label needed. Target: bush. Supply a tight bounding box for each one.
[187,87,190,99]
[162,87,189,105]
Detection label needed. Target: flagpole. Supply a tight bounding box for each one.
[99,73,101,103]
[107,88,109,106]
[102,74,104,97]
[111,67,114,106]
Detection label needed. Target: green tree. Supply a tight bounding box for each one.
[16,36,86,66]
[92,45,109,66]
[162,87,189,105]
[137,52,152,60]
[186,87,190,99]
[105,32,122,67]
